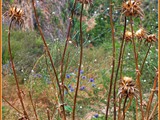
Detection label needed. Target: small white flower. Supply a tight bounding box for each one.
[31,70,34,73]
[128,53,130,56]
[52,12,55,14]
[69,41,72,44]
[24,78,26,81]
[107,8,109,10]
[80,106,82,109]
[144,80,146,82]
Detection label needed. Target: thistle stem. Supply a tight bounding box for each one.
[2,96,23,115]
[60,0,77,98]
[29,91,39,120]
[123,95,128,120]
[72,3,84,120]
[8,18,29,119]
[113,17,127,120]
[140,43,152,74]
[130,17,144,120]
[105,1,116,119]
[146,72,158,119]
[32,0,66,119]
[120,41,126,78]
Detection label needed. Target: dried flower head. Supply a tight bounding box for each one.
[145,34,157,43]
[122,0,144,18]
[124,31,133,42]
[77,0,93,4]
[8,6,25,26]
[135,28,147,40]
[118,77,139,99]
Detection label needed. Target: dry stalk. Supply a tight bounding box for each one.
[8,18,29,119]
[60,0,77,98]
[120,41,126,78]
[130,17,144,120]
[140,43,152,74]
[31,0,66,119]
[29,91,38,120]
[148,102,158,120]
[2,96,23,115]
[47,108,51,120]
[145,72,158,119]
[72,3,84,120]
[113,17,127,120]
[122,95,128,120]
[105,1,116,119]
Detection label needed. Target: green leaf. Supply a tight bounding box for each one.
[64,105,72,112]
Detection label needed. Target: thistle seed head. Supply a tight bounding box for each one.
[118,77,139,99]
[145,34,157,43]
[135,28,147,40]
[122,0,144,18]
[124,31,133,42]
[7,6,25,26]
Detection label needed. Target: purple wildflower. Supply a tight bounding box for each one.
[70,88,74,92]
[80,70,84,74]
[89,78,94,82]
[82,76,86,79]
[66,74,70,79]
[68,85,72,88]
[80,86,85,91]
[92,84,96,87]
[94,114,99,118]
[34,73,42,78]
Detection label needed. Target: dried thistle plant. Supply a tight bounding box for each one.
[122,0,144,18]
[7,6,25,26]
[135,28,147,40]
[124,31,133,43]
[77,0,93,4]
[118,77,139,99]
[145,34,158,43]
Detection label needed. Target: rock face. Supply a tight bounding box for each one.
[32,0,69,41]
[3,0,68,41]
[19,0,34,30]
